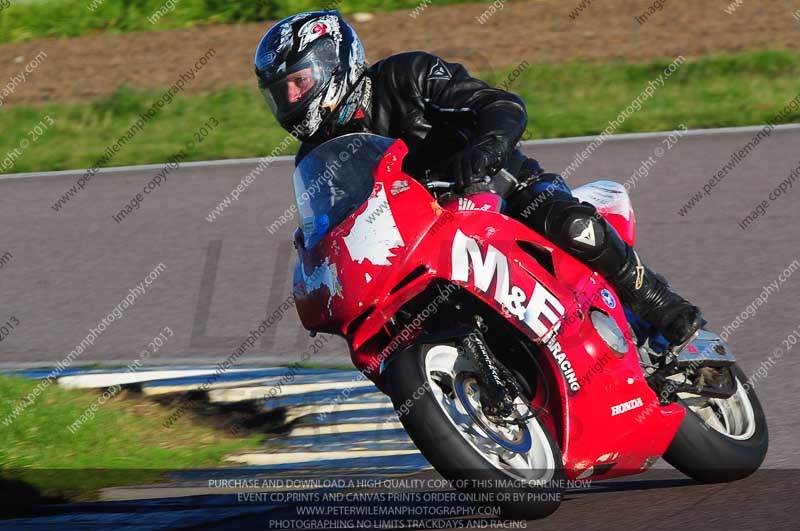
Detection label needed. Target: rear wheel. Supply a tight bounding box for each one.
[385,342,564,520]
[664,363,768,482]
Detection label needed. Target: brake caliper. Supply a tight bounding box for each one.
[461,329,518,419]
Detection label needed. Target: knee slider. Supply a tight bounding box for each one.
[547,201,608,260]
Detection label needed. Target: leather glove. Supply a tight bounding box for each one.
[402,125,472,182]
[446,141,504,189]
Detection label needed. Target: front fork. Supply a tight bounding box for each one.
[460,319,519,418]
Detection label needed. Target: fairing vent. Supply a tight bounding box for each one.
[389,265,428,294]
[516,240,556,277]
[345,306,375,336]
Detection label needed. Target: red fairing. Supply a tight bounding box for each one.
[293,137,684,480]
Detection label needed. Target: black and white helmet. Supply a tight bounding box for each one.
[254,11,368,140]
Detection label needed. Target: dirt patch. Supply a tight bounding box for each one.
[1,0,799,106]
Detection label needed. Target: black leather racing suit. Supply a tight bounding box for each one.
[296,52,542,182]
[294,52,702,346]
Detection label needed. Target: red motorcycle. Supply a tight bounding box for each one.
[291,133,768,519]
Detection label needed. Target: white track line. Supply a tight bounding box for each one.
[3,124,798,181]
[289,422,404,437]
[57,369,256,390]
[140,374,359,396]
[0,155,294,180]
[285,401,394,422]
[205,380,375,402]
[225,449,420,466]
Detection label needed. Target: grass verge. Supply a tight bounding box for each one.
[1,50,799,175]
[0,0,479,43]
[0,374,263,501]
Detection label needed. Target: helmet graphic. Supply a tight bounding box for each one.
[254,11,368,140]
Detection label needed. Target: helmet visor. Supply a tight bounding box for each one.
[260,39,339,123]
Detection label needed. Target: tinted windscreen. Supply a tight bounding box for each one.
[293,134,396,248]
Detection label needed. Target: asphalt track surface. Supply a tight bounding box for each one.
[2,126,799,529]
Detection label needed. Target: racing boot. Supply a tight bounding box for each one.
[606,245,703,346]
[520,197,703,346]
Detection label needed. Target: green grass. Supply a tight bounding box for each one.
[503,50,800,139]
[2,50,799,175]
[0,374,263,500]
[0,0,479,43]
[1,86,298,174]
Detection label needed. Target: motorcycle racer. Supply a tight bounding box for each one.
[254,10,703,347]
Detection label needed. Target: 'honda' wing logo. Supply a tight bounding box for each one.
[611,397,644,416]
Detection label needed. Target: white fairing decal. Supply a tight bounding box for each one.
[450,230,580,391]
[451,230,511,304]
[304,257,341,296]
[344,183,405,266]
[524,283,565,338]
[572,180,633,221]
[302,257,343,313]
[611,397,644,416]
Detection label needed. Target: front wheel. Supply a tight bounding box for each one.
[663,363,768,482]
[384,342,564,520]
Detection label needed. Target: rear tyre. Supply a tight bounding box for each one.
[385,342,564,520]
[663,363,768,483]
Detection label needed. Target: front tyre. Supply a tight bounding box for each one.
[385,343,564,520]
[664,363,768,483]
